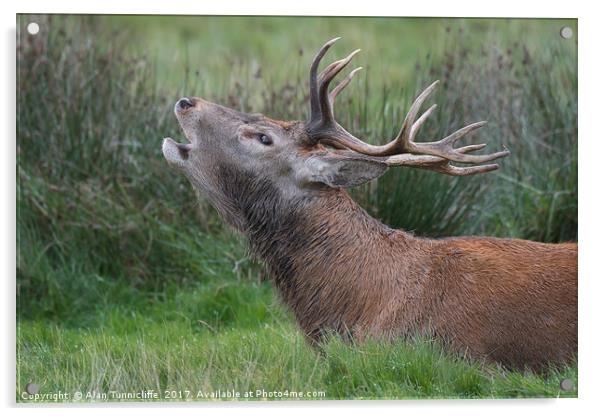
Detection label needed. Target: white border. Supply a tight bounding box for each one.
[3,1,601,415]
[3,0,584,17]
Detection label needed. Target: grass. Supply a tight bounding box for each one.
[16,15,577,402]
[18,321,577,402]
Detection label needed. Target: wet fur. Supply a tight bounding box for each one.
[216,163,577,371]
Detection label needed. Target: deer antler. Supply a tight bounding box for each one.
[306,38,510,176]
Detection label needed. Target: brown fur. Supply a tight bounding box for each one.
[257,189,577,370]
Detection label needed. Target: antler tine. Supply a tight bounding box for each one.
[308,37,364,133]
[427,163,501,176]
[410,104,437,141]
[393,80,440,154]
[317,49,361,123]
[329,67,362,105]
[456,143,487,153]
[309,37,341,121]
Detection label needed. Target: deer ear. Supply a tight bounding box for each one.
[302,153,388,188]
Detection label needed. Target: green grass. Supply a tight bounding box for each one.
[16,15,577,402]
[18,296,577,401]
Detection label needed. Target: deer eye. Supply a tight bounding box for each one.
[258,134,273,146]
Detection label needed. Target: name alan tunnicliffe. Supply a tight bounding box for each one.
[86,390,160,400]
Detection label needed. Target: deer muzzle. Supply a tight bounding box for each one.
[175,97,197,112]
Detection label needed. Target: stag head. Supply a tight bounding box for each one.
[162,38,509,229]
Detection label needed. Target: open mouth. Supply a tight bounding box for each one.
[162,137,192,162]
[162,97,199,164]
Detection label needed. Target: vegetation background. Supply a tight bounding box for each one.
[17,15,578,401]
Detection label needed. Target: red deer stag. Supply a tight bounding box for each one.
[162,38,577,370]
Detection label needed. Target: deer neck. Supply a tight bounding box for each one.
[240,182,417,337]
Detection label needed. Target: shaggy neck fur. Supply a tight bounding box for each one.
[221,165,430,342]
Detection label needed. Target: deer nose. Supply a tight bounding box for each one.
[177,97,196,110]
